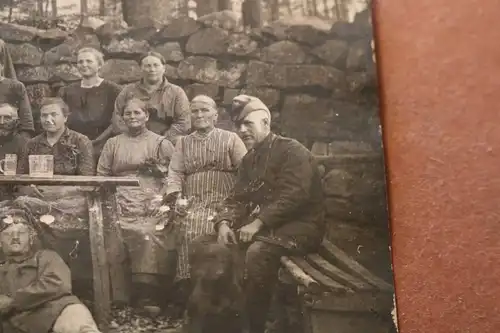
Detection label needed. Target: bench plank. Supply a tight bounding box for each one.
[306,254,373,290]
[280,257,322,294]
[319,239,393,292]
[290,257,351,291]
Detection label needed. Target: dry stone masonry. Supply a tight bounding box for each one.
[0,12,390,274]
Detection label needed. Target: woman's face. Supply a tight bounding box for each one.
[123,102,149,130]
[40,104,67,133]
[141,56,165,83]
[77,51,101,78]
[191,105,218,131]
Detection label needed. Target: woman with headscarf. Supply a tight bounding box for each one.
[112,51,190,146]
[164,95,247,311]
[97,97,175,313]
[0,39,34,140]
[59,47,122,162]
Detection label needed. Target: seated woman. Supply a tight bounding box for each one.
[164,95,247,312]
[59,47,122,162]
[16,97,94,206]
[97,97,175,312]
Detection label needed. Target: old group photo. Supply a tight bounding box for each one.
[0,0,396,332]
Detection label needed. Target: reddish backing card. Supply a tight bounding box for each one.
[374,1,500,332]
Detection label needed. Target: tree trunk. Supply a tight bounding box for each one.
[8,0,14,22]
[311,0,317,16]
[218,0,231,11]
[196,0,218,17]
[322,0,329,18]
[269,0,279,21]
[51,0,57,18]
[37,0,44,16]
[283,0,293,16]
[242,0,262,28]
[80,0,88,15]
[122,0,173,27]
[99,0,106,16]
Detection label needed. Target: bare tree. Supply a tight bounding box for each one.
[196,0,218,16]
[218,0,231,10]
[269,0,279,21]
[51,0,57,18]
[122,0,174,27]
[80,0,88,18]
[242,0,262,28]
[37,0,44,16]
[99,0,106,16]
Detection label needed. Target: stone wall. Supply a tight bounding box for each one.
[0,12,390,270]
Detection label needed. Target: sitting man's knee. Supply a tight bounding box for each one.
[245,241,277,264]
[52,303,101,333]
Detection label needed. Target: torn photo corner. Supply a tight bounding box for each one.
[0,0,397,332]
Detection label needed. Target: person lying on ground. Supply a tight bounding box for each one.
[0,208,102,333]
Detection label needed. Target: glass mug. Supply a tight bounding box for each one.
[29,155,54,177]
[0,154,17,176]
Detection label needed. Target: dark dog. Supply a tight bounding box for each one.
[184,237,247,333]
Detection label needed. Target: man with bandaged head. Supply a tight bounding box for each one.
[190,95,325,333]
[0,209,101,333]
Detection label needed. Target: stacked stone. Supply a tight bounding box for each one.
[0,12,387,245]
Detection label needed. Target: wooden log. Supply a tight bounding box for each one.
[0,175,140,187]
[290,256,350,292]
[280,256,321,294]
[306,254,372,290]
[102,187,130,305]
[87,191,111,332]
[320,239,394,292]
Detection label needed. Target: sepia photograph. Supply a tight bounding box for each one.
[0,0,396,332]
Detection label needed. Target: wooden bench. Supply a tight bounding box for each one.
[0,175,140,333]
[277,238,395,333]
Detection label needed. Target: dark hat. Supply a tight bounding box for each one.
[0,208,31,233]
[230,95,270,122]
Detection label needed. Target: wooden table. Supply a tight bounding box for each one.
[0,175,140,332]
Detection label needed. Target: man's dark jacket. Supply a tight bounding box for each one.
[214,133,325,250]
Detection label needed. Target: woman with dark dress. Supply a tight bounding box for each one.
[59,47,122,161]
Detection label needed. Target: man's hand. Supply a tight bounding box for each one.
[0,295,13,314]
[238,219,264,243]
[218,221,237,245]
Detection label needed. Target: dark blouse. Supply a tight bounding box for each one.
[59,80,122,140]
[17,127,95,176]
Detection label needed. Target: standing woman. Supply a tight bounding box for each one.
[112,52,190,146]
[59,47,122,162]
